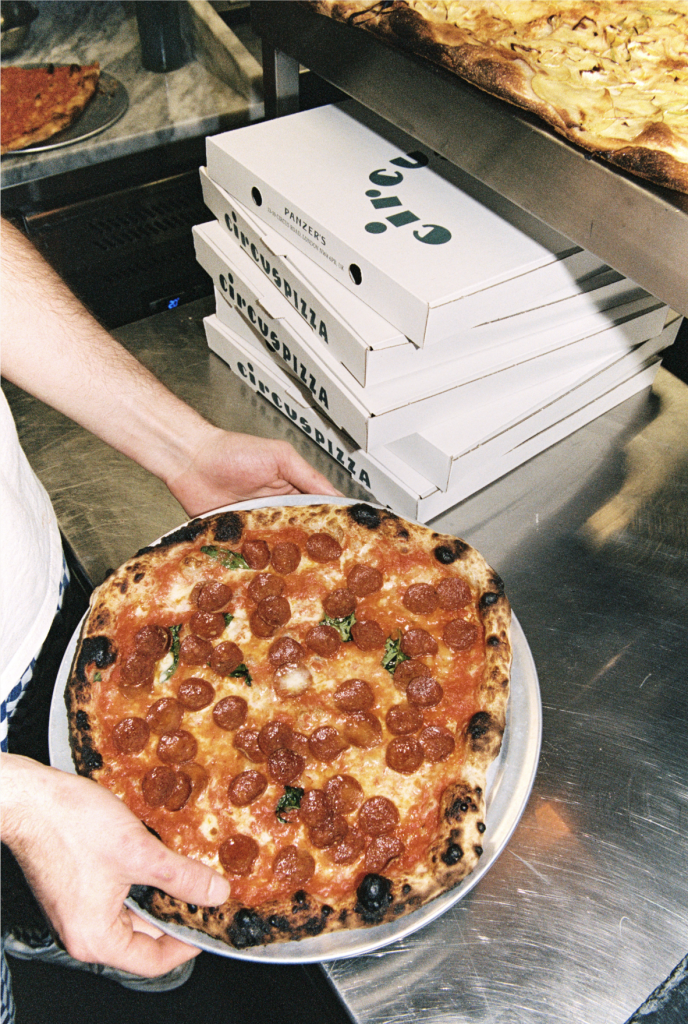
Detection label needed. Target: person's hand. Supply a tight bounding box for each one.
[166,422,342,518]
[1,755,230,976]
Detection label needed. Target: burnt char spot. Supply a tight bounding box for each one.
[433,539,469,564]
[355,874,394,924]
[480,592,501,608]
[186,904,198,914]
[487,635,501,647]
[441,842,464,866]
[133,572,145,583]
[293,890,308,904]
[468,711,492,740]
[402,884,412,895]
[213,512,243,543]
[477,822,486,834]
[75,710,90,731]
[268,915,291,931]
[304,916,326,936]
[80,745,103,772]
[322,905,333,917]
[348,503,381,529]
[136,518,205,556]
[474,846,484,857]
[229,908,271,948]
[75,636,116,682]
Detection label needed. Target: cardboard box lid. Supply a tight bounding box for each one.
[199,171,650,388]
[205,101,606,343]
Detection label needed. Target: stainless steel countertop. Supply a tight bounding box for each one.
[4,295,688,1024]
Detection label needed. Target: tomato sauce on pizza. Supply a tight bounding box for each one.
[67,503,511,948]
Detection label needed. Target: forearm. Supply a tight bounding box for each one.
[0,219,212,485]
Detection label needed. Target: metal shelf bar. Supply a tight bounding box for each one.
[252,2,688,316]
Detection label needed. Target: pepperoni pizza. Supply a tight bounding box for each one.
[66,502,511,949]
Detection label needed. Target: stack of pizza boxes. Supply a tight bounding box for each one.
[194,100,681,522]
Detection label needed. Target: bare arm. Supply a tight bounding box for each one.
[0,219,340,515]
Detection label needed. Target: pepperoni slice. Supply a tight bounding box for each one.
[333,679,374,713]
[342,712,382,749]
[347,563,383,597]
[403,583,439,615]
[400,628,438,658]
[112,717,150,754]
[308,814,348,849]
[364,835,405,874]
[156,729,198,765]
[268,636,305,667]
[299,789,332,827]
[325,774,363,815]
[436,576,471,610]
[164,770,193,811]
[256,595,291,628]
[259,720,294,755]
[308,725,348,762]
[419,725,455,763]
[306,533,342,562]
[305,624,341,658]
[386,736,424,774]
[351,620,385,651]
[146,698,184,734]
[177,677,215,710]
[247,573,285,603]
[118,650,155,691]
[228,769,267,806]
[184,762,209,797]
[358,796,399,836]
[209,641,243,677]
[213,695,248,731]
[270,543,301,575]
[385,703,423,735]
[179,635,213,666]
[268,749,305,786]
[406,675,444,707]
[322,588,356,619]
[233,728,267,763]
[443,619,480,651]
[194,581,232,612]
[219,834,259,876]
[393,659,431,692]
[141,765,177,807]
[189,611,226,640]
[272,845,315,885]
[241,539,270,570]
[249,609,278,639]
[328,828,365,865]
[133,625,170,659]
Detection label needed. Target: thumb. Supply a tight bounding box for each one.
[138,833,230,907]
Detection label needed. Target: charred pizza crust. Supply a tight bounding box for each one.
[66,502,510,948]
[1,63,100,155]
[306,1,688,194]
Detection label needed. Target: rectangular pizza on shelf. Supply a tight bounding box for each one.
[306,1,688,195]
[66,502,511,949]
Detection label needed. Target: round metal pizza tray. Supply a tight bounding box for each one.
[2,68,128,155]
[49,496,542,964]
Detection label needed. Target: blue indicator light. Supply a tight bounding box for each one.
[168,297,180,309]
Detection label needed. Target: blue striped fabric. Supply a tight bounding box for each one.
[1,556,69,1023]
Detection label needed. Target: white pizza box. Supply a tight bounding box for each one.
[220,291,675,489]
[387,312,682,489]
[205,100,607,347]
[208,256,668,452]
[203,313,434,515]
[203,312,661,523]
[199,169,646,387]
